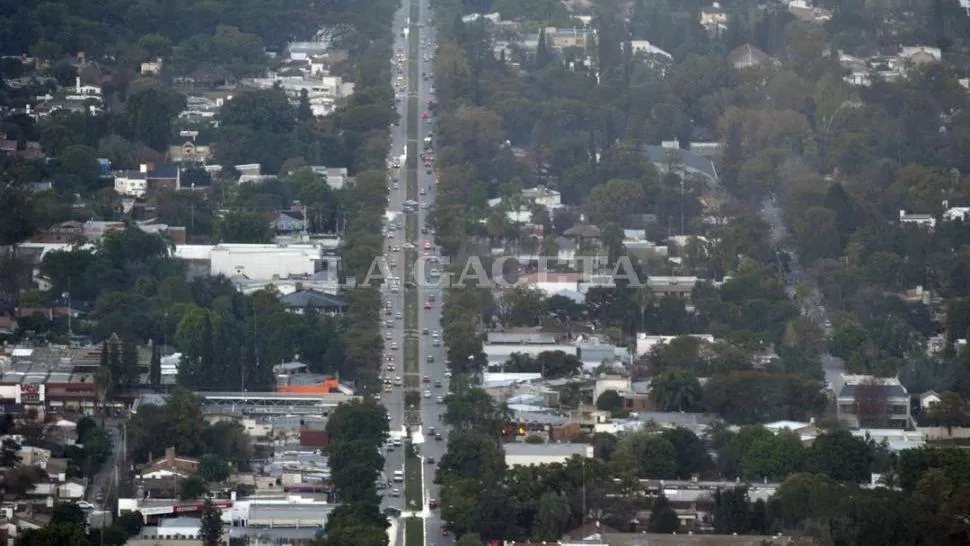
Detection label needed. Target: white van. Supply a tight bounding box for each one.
[393,470,404,482]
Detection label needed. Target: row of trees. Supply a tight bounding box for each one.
[18,503,144,546]
[316,399,391,546]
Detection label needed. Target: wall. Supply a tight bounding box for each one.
[919,426,970,440]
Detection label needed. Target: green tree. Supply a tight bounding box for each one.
[595,389,623,412]
[123,87,187,151]
[215,210,273,243]
[648,493,680,533]
[179,474,208,500]
[199,497,223,546]
[0,437,22,467]
[198,454,231,482]
[650,368,703,411]
[116,511,144,537]
[533,491,569,541]
[713,487,752,534]
[149,343,161,389]
[808,430,872,483]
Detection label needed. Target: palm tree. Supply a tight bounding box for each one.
[650,368,702,412]
[93,366,113,413]
[632,286,654,333]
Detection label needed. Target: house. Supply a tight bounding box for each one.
[835,374,912,429]
[168,131,213,164]
[899,209,936,229]
[0,316,18,334]
[727,43,771,69]
[278,289,348,315]
[140,447,200,478]
[641,140,718,183]
[899,45,942,68]
[763,420,821,444]
[788,0,833,23]
[503,442,593,468]
[140,58,163,75]
[269,210,307,234]
[308,166,349,190]
[646,276,701,298]
[114,163,181,197]
[919,390,941,410]
[699,5,728,36]
[629,40,673,61]
[635,334,715,357]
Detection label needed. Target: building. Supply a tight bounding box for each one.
[168,131,213,164]
[635,334,715,357]
[114,163,182,197]
[140,447,201,479]
[899,209,936,229]
[727,43,771,70]
[204,243,336,281]
[503,442,593,468]
[269,209,307,234]
[308,166,349,190]
[641,140,718,183]
[278,289,348,315]
[834,374,912,429]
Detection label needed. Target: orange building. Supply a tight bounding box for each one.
[278,378,343,394]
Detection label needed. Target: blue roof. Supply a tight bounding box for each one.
[279,290,348,309]
[642,145,718,180]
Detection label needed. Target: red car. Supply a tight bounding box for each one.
[424,241,433,249]
[441,529,449,536]
[429,499,439,509]
[421,112,431,119]
[422,375,430,383]
[424,302,432,309]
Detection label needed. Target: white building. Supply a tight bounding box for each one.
[308,166,349,190]
[206,244,334,281]
[503,443,593,468]
[635,334,715,357]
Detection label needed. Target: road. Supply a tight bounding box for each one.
[381,0,451,543]
[761,196,844,386]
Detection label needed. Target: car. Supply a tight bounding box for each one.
[441,529,449,536]
[78,501,94,510]
[390,342,398,350]
[424,389,432,398]
[433,380,442,388]
[425,456,435,464]
[428,426,436,434]
[436,395,444,403]
[444,371,452,378]
[432,339,441,347]
[424,241,433,249]
[422,112,431,119]
[424,302,432,309]
[419,188,426,195]
[422,328,429,335]
[391,488,401,497]
[422,375,430,383]
[395,312,403,319]
[384,386,393,393]
[426,355,434,363]
[429,499,439,509]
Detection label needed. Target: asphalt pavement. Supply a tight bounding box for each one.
[381,0,451,543]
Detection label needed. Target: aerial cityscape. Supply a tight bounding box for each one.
[1,0,970,545]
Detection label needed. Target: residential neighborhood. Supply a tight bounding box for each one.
[2,0,970,545]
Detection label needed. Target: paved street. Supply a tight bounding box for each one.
[761,196,843,387]
[382,0,450,543]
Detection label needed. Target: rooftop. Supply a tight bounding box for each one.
[503,442,592,457]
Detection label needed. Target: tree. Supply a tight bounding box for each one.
[648,493,680,533]
[198,454,231,482]
[808,430,872,483]
[713,487,752,534]
[215,211,273,243]
[650,368,703,411]
[180,474,208,500]
[116,511,144,537]
[199,498,223,546]
[926,392,969,434]
[120,337,140,387]
[533,491,569,541]
[329,440,383,502]
[123,87,187,151]
[149,343,161,389]
[0,438,22,467]
[595,389,622,412]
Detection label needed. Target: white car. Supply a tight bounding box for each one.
[424,390,432,398]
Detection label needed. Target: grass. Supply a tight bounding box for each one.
[404,446,424,507]
[405,517,424,546]
[403,3,425,541]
